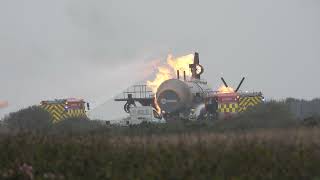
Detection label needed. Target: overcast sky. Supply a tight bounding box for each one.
[0,0,319,119]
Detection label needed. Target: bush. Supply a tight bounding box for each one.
[0,122,9,135]
[302,115,320,127]
[211,101,298,132]
[50,117,104,135]
[2,106,52,133]
[86,101,300,136]
[0,101,303,136]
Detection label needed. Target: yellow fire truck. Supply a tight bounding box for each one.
[205,77,265,120]
[40,98,89,123]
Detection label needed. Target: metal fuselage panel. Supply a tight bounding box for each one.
[156,79,211,115]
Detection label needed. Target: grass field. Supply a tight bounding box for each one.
[1,128,320,179]
[1,102,320,179]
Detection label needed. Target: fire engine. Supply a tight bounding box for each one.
[40,98,89,123]
[205,78,264,120]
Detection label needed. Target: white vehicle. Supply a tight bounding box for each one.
[121,106,165,125]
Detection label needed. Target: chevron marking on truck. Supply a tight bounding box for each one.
[239,96,263,112]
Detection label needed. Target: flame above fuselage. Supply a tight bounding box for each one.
[147,54,194,93]
[147,54,195,113]
[146,53,238,114]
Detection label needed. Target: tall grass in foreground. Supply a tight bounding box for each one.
[1,128,320,180]
[1,101,320,179]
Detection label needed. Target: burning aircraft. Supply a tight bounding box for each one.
[154,52,211,120]
[115,52,264,121]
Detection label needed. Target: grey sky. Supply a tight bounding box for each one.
[0,0,320,119]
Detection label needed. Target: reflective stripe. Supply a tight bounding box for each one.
[41,104,87,123]
[238,96,263,112]
[218,103,239,113]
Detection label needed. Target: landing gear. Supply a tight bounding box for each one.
[124,101,136,113]
[123,95,136,113]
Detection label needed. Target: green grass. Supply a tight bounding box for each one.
[1,101,320,179]
[1,128,320,180]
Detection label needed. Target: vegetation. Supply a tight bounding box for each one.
[0,101,320,179]
[2,106,51,133]
[1,129,320,179]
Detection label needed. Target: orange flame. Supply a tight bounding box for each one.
[0,101,8,109]
[147,54,194,93]
[153,96,161,114]
[217,85,235,94]
[147,54,194,114]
